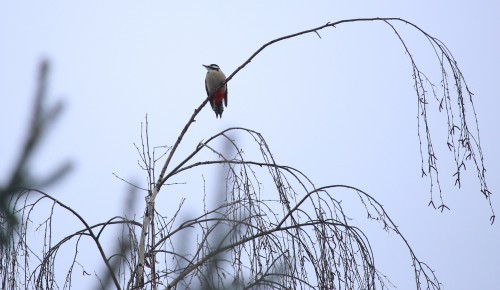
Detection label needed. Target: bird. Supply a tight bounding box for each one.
[203,64,228,118]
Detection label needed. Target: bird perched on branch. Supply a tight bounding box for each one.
[203,64,228,118]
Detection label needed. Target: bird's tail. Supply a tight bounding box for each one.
[212,103,224,118]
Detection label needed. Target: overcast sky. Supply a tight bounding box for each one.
[1,2,499,289]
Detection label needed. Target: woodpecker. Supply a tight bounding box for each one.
[203,64,228,118]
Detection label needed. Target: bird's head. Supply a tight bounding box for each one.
[203,64,220,71]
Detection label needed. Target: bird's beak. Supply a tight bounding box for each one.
[202,64,209,69]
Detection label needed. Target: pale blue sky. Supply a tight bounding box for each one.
[1,2,499,289]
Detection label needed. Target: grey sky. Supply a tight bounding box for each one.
[1,2,499,289]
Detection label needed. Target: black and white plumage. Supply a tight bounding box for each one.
[203,64,228,118]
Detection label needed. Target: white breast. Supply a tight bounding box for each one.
[205,70,227,94]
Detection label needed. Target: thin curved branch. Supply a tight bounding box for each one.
[24,188,122,290]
